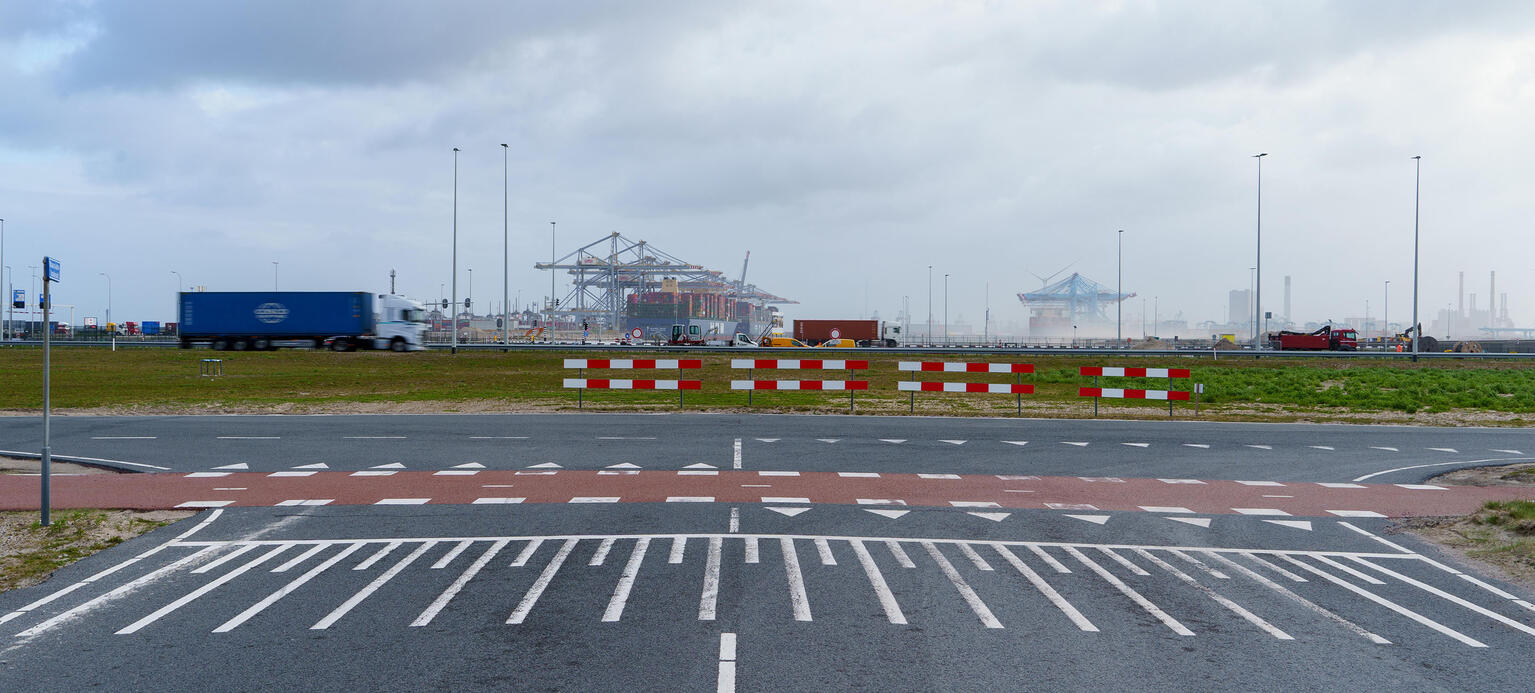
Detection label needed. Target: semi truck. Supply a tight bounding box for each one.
[1267,325,1358,351]
[792,319,901,347]
[178,291,428,351]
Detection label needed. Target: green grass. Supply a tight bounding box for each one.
[0,510,177,593]
[3,345,1535,422]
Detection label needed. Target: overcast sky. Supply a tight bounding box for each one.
[3,1,1534,335]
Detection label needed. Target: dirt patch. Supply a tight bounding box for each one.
[1428,463,1535,487]
[1402,511,1535,594]
[0,509,193,593]
[0,456,120,475]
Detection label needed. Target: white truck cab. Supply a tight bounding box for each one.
[374,294,429,351]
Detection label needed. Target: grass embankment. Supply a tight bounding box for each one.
[1,346,1535,424]
[1408,500,1535,590]
[0,509,187,592]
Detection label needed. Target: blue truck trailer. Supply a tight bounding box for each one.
[178,291,428,351]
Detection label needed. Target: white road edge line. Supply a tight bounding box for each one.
[507,538,580,624]
[1279,555,1485,647]
[602,538,651,622]
[850,540,906,625]
[1065,546,1192,636]
[217,543,364,633]
[311,541,437,630]
[16,545,222,638]
[1204,552,1386,644]
[992,544,1096,632]
[1352,456,1534,483]
[922,541,1002,629]
[1134,549,1292,640]
[780,538,812,622]
[118,544,292,635]
[411,540,508,628]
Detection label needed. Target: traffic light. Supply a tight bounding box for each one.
[465,298,472,308]
[496,317,504,329]
[553,299,560,307]
[441,299,449,309]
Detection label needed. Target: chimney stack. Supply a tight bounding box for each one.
[1284,275,1291,321]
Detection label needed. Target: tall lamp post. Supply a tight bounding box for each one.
[3,264,10,341]
[1384,280,1390,342]
[1252,152,1268,350]
[926,265,932,345]
[99,273,112,349]
[1411,155,1422,360]
[451,147,460,355]
[0,217,5,340]
[1116,228,1124,343]
[943,273,950,345]
[549,221,556,340]
[271,261,278,291]
[501,143,510,350]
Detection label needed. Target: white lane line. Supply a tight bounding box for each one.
[355,541,403,570]
[374,498,429,505]
[1310,445,1335,450]
[117,545,292,635]
[1207,552,1386,644]
[1246,445,1272,450]
[670,537,688,564]
[218,544,364,633]
[472,497,525,505]
[1027,545,1071,574]
[1492,449,1524,455]
[312,541,437,630]
[1122,442,1150,448]
[433,470,479,476]
[432,540,474,569]
[957,543,994,571]
[717,632,737,693]
[507,538,581,624]
[602,538,651,622]
[510,539,544,567]
[950,501,1000,508]
[667,496,714,503]
[757,471,799,476]
[1002,440,1027,446]
[780,538,812,622]
[1141,506,1193,514]
[699,536,723,621]
[1097,548,1149,576]
[1167,549,1228,579]
[1336,521,1417,555]
[922,541,1002,629]
[993,545,1096,632]
[1236,551,1307,582]
[16,545,222,637]
[411,540,508,627]
[1395,484,1446,491]
[213,488,246,491]
[589,537,616,566]
[570,497,620,503]
[1135,549,1292,640]
[1280,555,1486,647]
[1235,480,1285,487]
[919,473,962,480]
[880,439,907,444]
[838,472,880,478]
[1348,556,1535,639]
[1232,508,1290,516]
[1370,446,1399,452]
[1328,510,1387,518]
[470,436,529,439]
[733,438,742,469]
[850,539,906,625]
[729,507,740,533]
[190,544,258,575]
[940,440,967,445]
[1318,482,1366,489]
[1062,441,1090,447]
[1427,447,1458,453]
[762,496,810,504]
[886,540,916,569]
[176,500,235,508]
[599,436,657,440]
[268,471,316,477]
[813,538,837,566]
[744,537,760,564]
[92,436,157,440]
[344,436,407,440]
[1158,479,1205,485]
[273,543,331,573]
[351,471,396,477]
[1065,546,1192,636]
[372,463,407,469]
[1183,443,1210,449]
[175,508,225,540]
[216,436,280,440]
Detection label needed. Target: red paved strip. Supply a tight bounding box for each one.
[3,472,1532,518]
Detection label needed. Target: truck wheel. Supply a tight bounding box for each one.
[231,339,249,351]
[330,338,350,352]
[390,338,408,352]
[252,338,271,351]
[179,338,192,350]
[211,338,228,351]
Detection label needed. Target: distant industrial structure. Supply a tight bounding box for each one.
[1016,272,1133,337]
[1429,270,1524,338]
[534,231,794,337]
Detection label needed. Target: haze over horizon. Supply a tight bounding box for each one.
[3,1,1534,336]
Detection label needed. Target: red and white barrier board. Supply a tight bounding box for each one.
[1079,366,1190,379]
[731,380,869,391]
[731,359,868,370]
[1078,387,1190,401]
[898,382,1034,394]
[564,379,701,390]
[564,359,702,369]
[898,361,1033,373]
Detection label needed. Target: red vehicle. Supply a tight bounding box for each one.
[1268,325,1358,351]
[793,319,900,347]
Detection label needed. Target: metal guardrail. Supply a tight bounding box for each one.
[5,339,1534,359]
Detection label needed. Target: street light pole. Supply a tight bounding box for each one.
[933,273,945,344]
[549,221,556,340]
[99,272,111,326]
[451,147,460,355]
[1411,155,1422,360]
[501,143,510,350]
[1117,228,1123,344]
[926,265,932,345]
[1384,280,1390,342]
[1252,152,1268,350]
[272,261,278,291]
[0,217,5,340]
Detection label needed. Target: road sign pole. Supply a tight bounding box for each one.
[40,271,52,526]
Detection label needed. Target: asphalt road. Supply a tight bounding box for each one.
[2,413,1532,483]
[3,413,1535,690]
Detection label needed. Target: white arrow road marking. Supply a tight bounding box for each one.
[1309,445,1335,450]
[879,439,906,444]
[1492,449,1524,455]
[1062,441,1090,447]
[684,463,718,469]
[816,439,840,443]
[1246,445,1272,450]
[526,462,562,469]
[1168,517,1212,528]
[292,463,328,470]
[211,463,248,470]
[452,462,485,469]
[1002,441,1028,446]
[605,462,641,469]
[1427,448,1459,453]
[371,463,406,469]
[1064,514,1111,525]
[864,509,910,519]
[755,438,780,443]
[940,440,966,445]
[1122,442,1150,448]
[1183,444,1210,449]
[1370,446,1399,452]
[767,507,810,517]
[967,512,1011,522]
[1264,520,1314,531]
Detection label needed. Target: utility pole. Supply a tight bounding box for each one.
[926,265,932,345]
[1253,152,1268,350]
[549,221,556,341]
[451,147,460,355]
[1411,155,1422,360]
[501,143,510,350]
[1117,228,1124,344]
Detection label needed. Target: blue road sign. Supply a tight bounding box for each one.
[10,289,22,309]
[45,257,60,283]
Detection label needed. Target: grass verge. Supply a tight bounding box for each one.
[0,509,191,593]
[3,346,1535,424]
